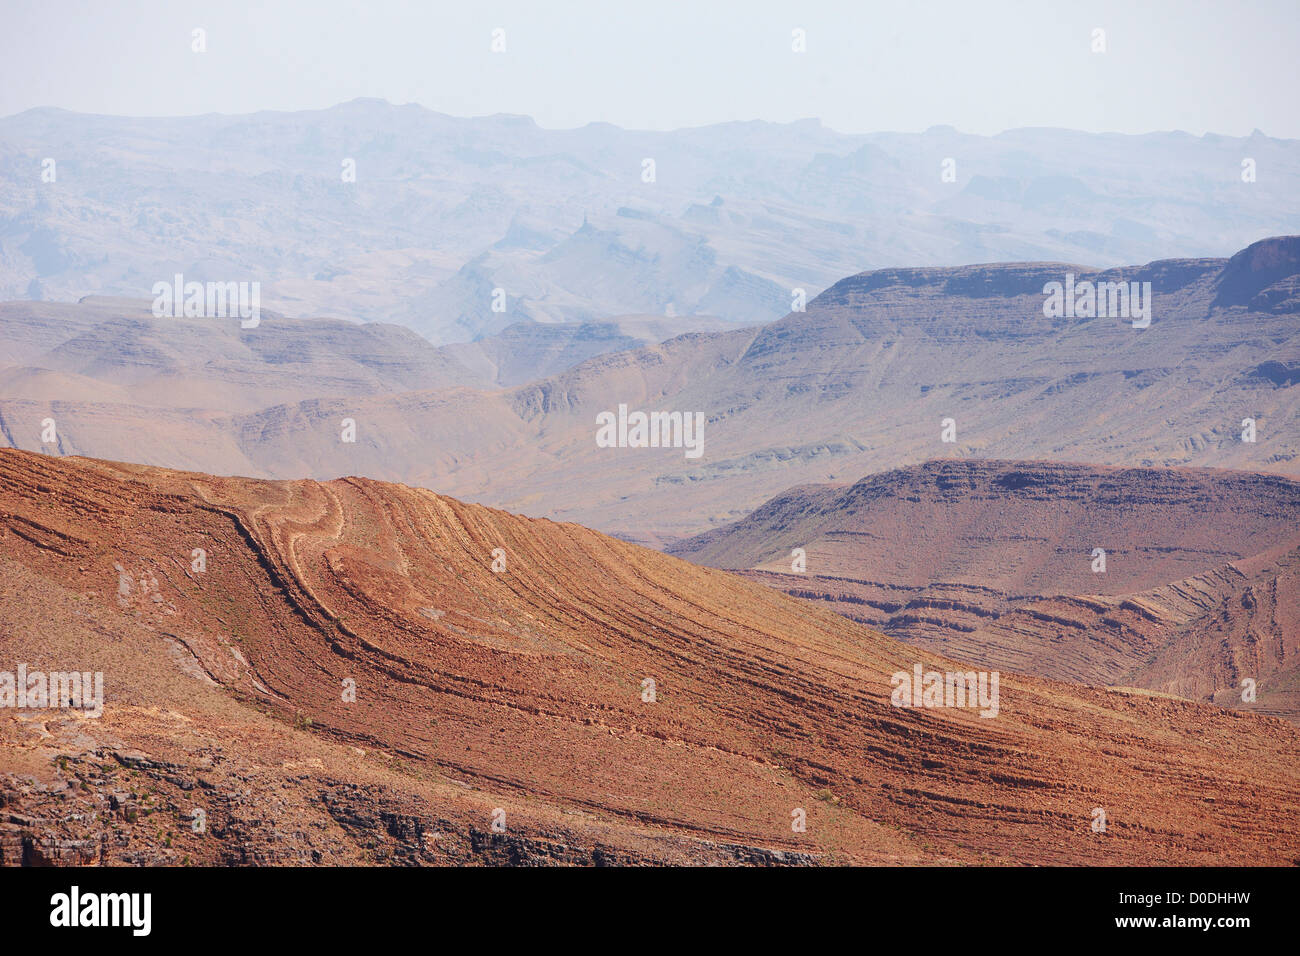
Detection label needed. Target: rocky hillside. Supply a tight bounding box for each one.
[2,448,1299,864]
[671,459,1300,721]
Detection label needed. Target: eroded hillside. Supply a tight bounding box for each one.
[2,449,1299,865]
[671,459,1300,721]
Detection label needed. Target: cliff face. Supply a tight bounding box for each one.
[671,459,1300,721]
[3,448,1300,865]
[1212,235,1300,309]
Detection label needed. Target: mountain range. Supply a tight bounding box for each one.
[1,235,1297,548]
[3,99,1298,342]
[3,222,1299,867]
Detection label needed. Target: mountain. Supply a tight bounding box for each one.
[443,313,742,387]
[0,297,738,408]
[669,459,1300,721]
[5,237,1297,544]
[3,448,1299,865]
[0,297,486,412]
[3,100,1298,341]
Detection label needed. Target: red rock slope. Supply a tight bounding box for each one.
[671,459,1300,720]
[1,449,1298,865]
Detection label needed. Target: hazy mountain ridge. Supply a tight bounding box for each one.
[0,297,737,409]
[444,313,744,387]
[3,99,1298,342]
[0,297,484,411]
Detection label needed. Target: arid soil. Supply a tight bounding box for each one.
[2,449,1299,865]
[671,459,1300,721]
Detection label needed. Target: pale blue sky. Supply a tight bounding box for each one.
[2,0,1297,136]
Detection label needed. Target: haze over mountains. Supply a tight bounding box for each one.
[0,296,729,412]
[2,99,1298,342]
[4,449,1299,865]
[3,236,1297,547]
[443,313,742,387]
